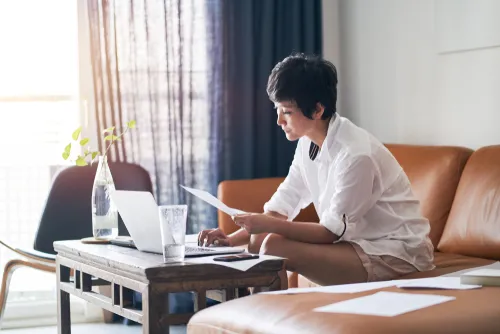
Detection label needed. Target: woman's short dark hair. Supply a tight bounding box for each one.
[267,53,337,119]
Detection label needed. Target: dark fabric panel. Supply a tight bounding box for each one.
[208,0,322,182]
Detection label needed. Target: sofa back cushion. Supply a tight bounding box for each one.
[438,146,500,259]
[385,144,473,247]
[217,178,318,235]
[217,144,472,243]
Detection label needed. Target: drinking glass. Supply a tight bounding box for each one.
[158,205,188,262]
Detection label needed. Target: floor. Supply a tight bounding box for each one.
[3,323,187,334]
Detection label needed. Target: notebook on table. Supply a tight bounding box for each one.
[460,269,500,286]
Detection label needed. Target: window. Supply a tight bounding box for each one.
[0,0,94,327]
[0,0,210,328]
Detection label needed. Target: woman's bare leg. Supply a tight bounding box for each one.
[247,233,269,254]
[260,233,367,286]
[248,233,291,291]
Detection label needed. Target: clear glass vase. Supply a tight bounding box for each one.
[91,156,118,239]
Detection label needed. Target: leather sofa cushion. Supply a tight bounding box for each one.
[438,145,500,260]
[385,144,472,247]
[296,252,495,288]
[188,284,500,334]
[189,254,497,334]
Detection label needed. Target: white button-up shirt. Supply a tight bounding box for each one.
[264,115,435,271]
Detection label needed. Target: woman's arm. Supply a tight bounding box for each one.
[268,217,338,244]
[226,211,288,246]
[234,214,338,244]
[263,141,312,220]
[227,228,250,246]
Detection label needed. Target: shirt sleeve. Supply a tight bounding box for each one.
[263,141,311,220]
[320,154,383,238]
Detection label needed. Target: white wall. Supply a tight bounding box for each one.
[322,0,342,115]
[322,0,500,149]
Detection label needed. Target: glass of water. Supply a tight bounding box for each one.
[158,204,188,262]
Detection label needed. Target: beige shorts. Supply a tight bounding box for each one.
[350,242,418,282]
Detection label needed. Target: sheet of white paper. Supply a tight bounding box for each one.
[397,277,481,290]
[261,280,408,295]
[185,254,282,271]
[313,291,456,317]
[180,185,246,217]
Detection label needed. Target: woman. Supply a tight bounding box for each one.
[198,53,434,289]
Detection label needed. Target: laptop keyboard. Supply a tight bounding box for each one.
[185,246,217,254]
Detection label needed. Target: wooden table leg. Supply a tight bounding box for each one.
[259,274,282,293]
[142,284,168,334]
[194,290,206,312]
[56,259,71,334]
[236,287,250,298]
[223,288,236,302]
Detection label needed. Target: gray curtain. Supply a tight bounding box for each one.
[208,0,323,184]
[88,0,216,233]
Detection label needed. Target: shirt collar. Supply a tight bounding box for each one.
[311,114,340,163]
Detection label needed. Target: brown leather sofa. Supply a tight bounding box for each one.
[188,144,500,333]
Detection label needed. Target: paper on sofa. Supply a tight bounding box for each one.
[260,280,407,295]
[313,291,456,317]
[397,277,481,290]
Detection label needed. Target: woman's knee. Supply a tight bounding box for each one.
[260,234,297,272]
[248,233,269,254]
[259,233,286,256]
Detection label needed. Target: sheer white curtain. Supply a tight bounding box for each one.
[87,0,216,233]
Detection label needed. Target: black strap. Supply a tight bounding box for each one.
[338,214,347,239]
[309,142,320,161]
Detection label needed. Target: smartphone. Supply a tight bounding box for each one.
[213,253,260,262]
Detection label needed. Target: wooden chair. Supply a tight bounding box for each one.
[0,162,153,325]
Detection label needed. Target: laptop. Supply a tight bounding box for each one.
[109,190,245,257]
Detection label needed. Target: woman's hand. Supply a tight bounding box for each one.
[197,228,231,247]
[233,213,281,234]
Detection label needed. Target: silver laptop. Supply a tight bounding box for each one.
[109,190,245,257]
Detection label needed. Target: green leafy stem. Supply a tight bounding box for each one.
[62,120,136,166]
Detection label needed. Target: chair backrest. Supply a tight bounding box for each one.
[33,162,153,254]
